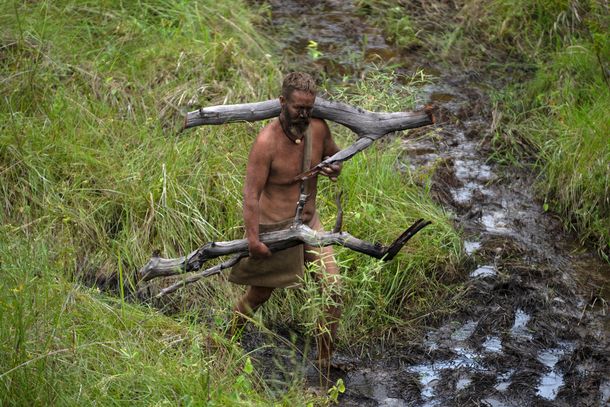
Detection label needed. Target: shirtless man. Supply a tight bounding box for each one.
[229,72,342,367]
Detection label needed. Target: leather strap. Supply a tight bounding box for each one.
[301,126,313,195]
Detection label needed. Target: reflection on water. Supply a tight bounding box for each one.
[510,308,532,340]
[471,265,496,278]
[482,336,502,353]
[536,343,573,401]
[494,370,514,392]
[464,240,481,255]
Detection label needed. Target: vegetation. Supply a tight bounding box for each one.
[358,0,609,258]
[480,0,610,257]
[1,0,462,404]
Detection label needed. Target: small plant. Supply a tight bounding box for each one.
[307,40,323,60]
[327,378,346,403]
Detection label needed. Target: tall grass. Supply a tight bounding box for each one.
[1,0,309,403]
[356,0,609,257]
[478,0,610,257]
[1,0,463,402]
[0,231,313,406]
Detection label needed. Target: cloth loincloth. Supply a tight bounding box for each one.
[228,214,320,288]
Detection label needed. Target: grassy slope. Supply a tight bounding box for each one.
[0,0,462,404]
[496,13,609,255]
[358,0,609,258]
[457,0,609,256]
[465,0,609,257]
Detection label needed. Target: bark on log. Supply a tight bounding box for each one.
[185,97,433,137]
[139,219,430,298]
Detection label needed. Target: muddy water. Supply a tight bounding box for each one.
[248,1,610,405]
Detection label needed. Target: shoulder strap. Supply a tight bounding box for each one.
[301,126,313,194]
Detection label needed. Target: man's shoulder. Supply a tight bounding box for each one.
[252,120,279,149]
[310,118,331,137]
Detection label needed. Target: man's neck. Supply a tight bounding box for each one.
[279,116,306,144]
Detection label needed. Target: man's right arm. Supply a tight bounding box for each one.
[243,134,273,259]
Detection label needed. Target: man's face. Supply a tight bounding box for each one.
[280,90,315,137]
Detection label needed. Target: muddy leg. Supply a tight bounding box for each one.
[305,240,342,376]
[231,285,274,337]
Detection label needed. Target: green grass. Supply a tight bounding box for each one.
[0,0,464,403]
[492,42,610,255]
[481,1,610,257]
[355,1,421,50]
[0,231,313,406]
[356,0,609,258]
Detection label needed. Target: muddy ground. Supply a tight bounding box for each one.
[238,1,610,406]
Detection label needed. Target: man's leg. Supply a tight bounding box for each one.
[231,285,274,336]
[305,216,342,369]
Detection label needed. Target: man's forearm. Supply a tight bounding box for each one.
[243,199,261,244]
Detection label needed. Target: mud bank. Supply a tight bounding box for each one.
[244,1,610,405]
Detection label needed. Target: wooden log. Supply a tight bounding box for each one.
[185,97,433,137]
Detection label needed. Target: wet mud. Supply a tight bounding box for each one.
[244,1,610,405]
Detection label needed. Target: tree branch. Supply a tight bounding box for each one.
[185,98,433,137]
[140,96,436,297]
[139,219,431,295]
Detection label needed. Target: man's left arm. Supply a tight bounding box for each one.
[319,120,342,182]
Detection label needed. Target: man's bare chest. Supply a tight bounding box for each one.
[268,139,322,186]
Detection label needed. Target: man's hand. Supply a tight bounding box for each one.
[320,156,342,182]
[248,239,272,259]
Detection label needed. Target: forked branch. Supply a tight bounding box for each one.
[185,98,434,179]
[139,96,435,297]
[185,97,433,137]
[139,219,431,297]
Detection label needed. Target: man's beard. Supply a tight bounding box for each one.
[282,110,309,139]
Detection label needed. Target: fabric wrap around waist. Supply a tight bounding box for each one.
[228,217,314,288]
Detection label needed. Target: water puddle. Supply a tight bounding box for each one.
[600,380,610,405]
[464,240,481,255]
[481,211,511,234]
[482,336,502,353]
[537,370,564,400]
[510,308,532,340]
[345,370,396,401]
[536,343,573,400]
[407,362,446,400]
[470,265,496,278]
[494,370,514,392]
[451,320,477,341]
[405,346,486,402]
[452,181,481,205]
[456,376,471,390]
[481,397,510,407]
[451,346,484,370]
[453,159,494,182]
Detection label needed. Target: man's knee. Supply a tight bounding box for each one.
[247,286,274,307]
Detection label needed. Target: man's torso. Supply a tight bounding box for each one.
[258,118,328,224]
